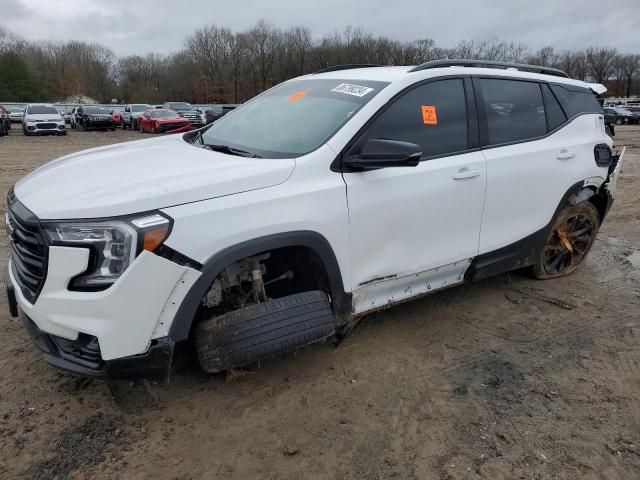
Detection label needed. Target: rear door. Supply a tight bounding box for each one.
[474,77,603,257]
[343,77,487,313]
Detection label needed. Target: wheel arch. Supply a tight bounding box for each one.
[465,180,601,282]
[168,230,351,342]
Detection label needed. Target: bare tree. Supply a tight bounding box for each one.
[586,46,618,83]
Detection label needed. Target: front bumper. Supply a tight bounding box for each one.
[5,246,201,379]
[21,314,175,380]
[159,123,192,134]
[26,123,66,134]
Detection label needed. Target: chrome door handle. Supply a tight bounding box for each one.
[556,150,576,160]
[453,168,481,180]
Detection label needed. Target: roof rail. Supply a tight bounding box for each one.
[315,64,380,74]
[407,59,570,78]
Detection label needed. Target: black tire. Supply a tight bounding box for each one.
[532,202,600,279]
[195,290,337,373]
[615,117,622,125]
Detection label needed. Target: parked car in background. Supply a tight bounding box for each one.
[603,106,635,125]
[204,105,238,125]
[69,107,79,128]
[138,109,192,134]
[8,107,24,123]
[111,111,122,127]
[122,104,152,130]
[0,106,11,134]
[162,102,204,128]
[56,107,71,125]
[73,105,117,131]
[603,108,616,137]
[22,103,66,136]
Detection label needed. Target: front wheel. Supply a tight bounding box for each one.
[615,118,622,125]
[533,202,600,279]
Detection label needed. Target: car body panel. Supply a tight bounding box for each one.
[13,134,296,219]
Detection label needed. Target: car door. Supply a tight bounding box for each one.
[342,77,487,314]
[473,77,600,259]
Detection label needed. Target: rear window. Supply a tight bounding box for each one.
[479,78,546,146]
[549,84,602,117]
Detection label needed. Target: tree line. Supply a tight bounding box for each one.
[1,21,639,104]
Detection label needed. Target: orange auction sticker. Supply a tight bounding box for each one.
[421,105,438,125]
[288,91,306,102]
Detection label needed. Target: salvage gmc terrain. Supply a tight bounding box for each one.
[3,60,625,381]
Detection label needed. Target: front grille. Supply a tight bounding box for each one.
[35,123,57,129]
[7,189,47,303]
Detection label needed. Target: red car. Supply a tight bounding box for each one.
[138,109,192,134]
[111,111,122,126]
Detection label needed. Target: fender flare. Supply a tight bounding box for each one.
[168,231,350,342]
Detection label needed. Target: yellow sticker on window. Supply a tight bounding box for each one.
[421,105,438,125]
[288,91,306,102]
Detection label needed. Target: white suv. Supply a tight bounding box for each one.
[3,60,625,381]
[22,103,66,136]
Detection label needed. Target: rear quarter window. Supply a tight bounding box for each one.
[549,84,602,117]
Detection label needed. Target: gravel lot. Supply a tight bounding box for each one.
[0,126,639,480]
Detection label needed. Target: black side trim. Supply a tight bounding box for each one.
[168,231,350,342]
[465,181,585,281]
[155,244,202,270]
[4,263,19,318]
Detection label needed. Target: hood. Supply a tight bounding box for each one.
[25,113,63,121]
[14,134,295,219]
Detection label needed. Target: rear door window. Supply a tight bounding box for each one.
[354,78,468,158]
[478,78,546,146]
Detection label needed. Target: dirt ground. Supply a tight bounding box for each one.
[0,124,639,480]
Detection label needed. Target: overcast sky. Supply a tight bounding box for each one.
[2,0,639,56]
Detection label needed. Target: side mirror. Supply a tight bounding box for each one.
[344,139,422,171]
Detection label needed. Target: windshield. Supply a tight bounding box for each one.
[131,104,151,112]
[151,110,178,118]
[200,79,388,158]
[27,105,59,115]
[84,106,111,114]
[166,102,194,110]
[10,108,23,113]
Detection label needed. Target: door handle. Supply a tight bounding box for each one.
[453,168,481,180]
[556,150,576,160]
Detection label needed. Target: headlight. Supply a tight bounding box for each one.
[44,213,171,290]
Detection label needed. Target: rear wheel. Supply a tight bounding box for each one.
[615,117,622,125]
[533,202,599,279]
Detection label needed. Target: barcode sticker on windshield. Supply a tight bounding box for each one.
[331,83,374,97]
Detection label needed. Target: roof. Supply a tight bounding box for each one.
[305,64,603,93]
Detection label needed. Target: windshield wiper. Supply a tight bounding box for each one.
[203,143,262,158]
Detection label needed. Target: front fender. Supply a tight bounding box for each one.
[167,231,350,342]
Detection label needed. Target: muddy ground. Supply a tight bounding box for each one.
[0,125,639,480]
